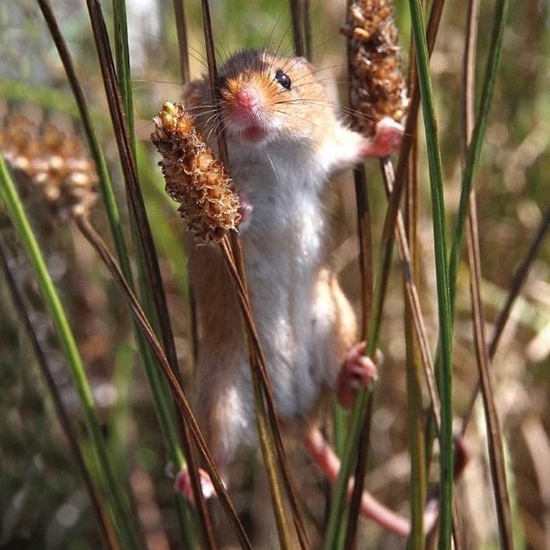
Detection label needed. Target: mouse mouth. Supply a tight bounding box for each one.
[241,125,268,144]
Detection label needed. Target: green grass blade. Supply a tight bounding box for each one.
[0,241,118,550]
[35,2,198,544]
[407,1,454,548]
[112,0,136,153]
[0,154,141,549]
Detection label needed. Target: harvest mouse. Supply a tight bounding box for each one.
[175,49,414,536]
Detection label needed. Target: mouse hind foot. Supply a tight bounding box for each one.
[174,466,218,503]
[337,343,381,410]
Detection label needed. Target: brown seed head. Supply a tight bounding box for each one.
[342,0,409,136]
[151,101,241,243]
[0,114,98,220]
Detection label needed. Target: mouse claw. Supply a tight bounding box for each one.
[237,188,253,227]
[174,466,217,503]
[360,117,404,158]
[337,343,381,410]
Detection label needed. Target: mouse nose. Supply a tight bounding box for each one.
[235,84,261,109]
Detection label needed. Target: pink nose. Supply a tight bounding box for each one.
[235,85,261,109]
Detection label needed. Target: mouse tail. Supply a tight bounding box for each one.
[304,428,467,538]
[304,428,411,536]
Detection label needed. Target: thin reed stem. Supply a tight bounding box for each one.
[403,140,427,548]
[462,0,514,547]
[173,0,191,83]
[84,0,181,385]
[448,0,510,313]
[32,9,188,508]
[86,2,212,544]
[167,5,216,542]
[391,0,447,232]
[344,397,373,549]
[219,238,293,550]
[324,204,390,548]
[343,4,375,535]
[195,1,310,545]
[74,213,253,550]
[289,0,306,57]
[467,199,515,549]
[461,202,550,432]
[381,160,442,431]
[35,0,132,284]
[326,1,452,545]
[117,1,214,543]
[112,0,135,153]
[220,236,311,550]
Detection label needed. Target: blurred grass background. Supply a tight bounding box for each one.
[1,0,549,548]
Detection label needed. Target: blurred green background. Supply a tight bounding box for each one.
[1,0,549,548]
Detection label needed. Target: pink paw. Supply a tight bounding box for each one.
[337,343,381,410]
[174,467,216,503]
[361,117,404,158]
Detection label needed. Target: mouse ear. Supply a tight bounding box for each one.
[182,79,207,111]
[292,56,314,73]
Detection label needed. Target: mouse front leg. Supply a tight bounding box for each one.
[322,116,404,174]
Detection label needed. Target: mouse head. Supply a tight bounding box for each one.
[184,50,337,150]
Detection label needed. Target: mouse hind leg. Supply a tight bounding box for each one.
[174,371,251,503]
[310,268,378,396]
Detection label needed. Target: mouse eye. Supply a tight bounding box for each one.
[274,69,292,90]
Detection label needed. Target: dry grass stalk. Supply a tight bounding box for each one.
[150,101,241,243]
[343,0,409,136]
[0,115,98,220]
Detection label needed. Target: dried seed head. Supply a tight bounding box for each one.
[151,101,241,243]
[342,0,409,136]
[0,114,98,220]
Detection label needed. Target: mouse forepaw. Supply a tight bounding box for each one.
[174,466,216,503]
[361,117,404,158]
[337,343,381,410]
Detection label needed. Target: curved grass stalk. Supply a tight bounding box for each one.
[74,213,253,550]
[462,0,514,546]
